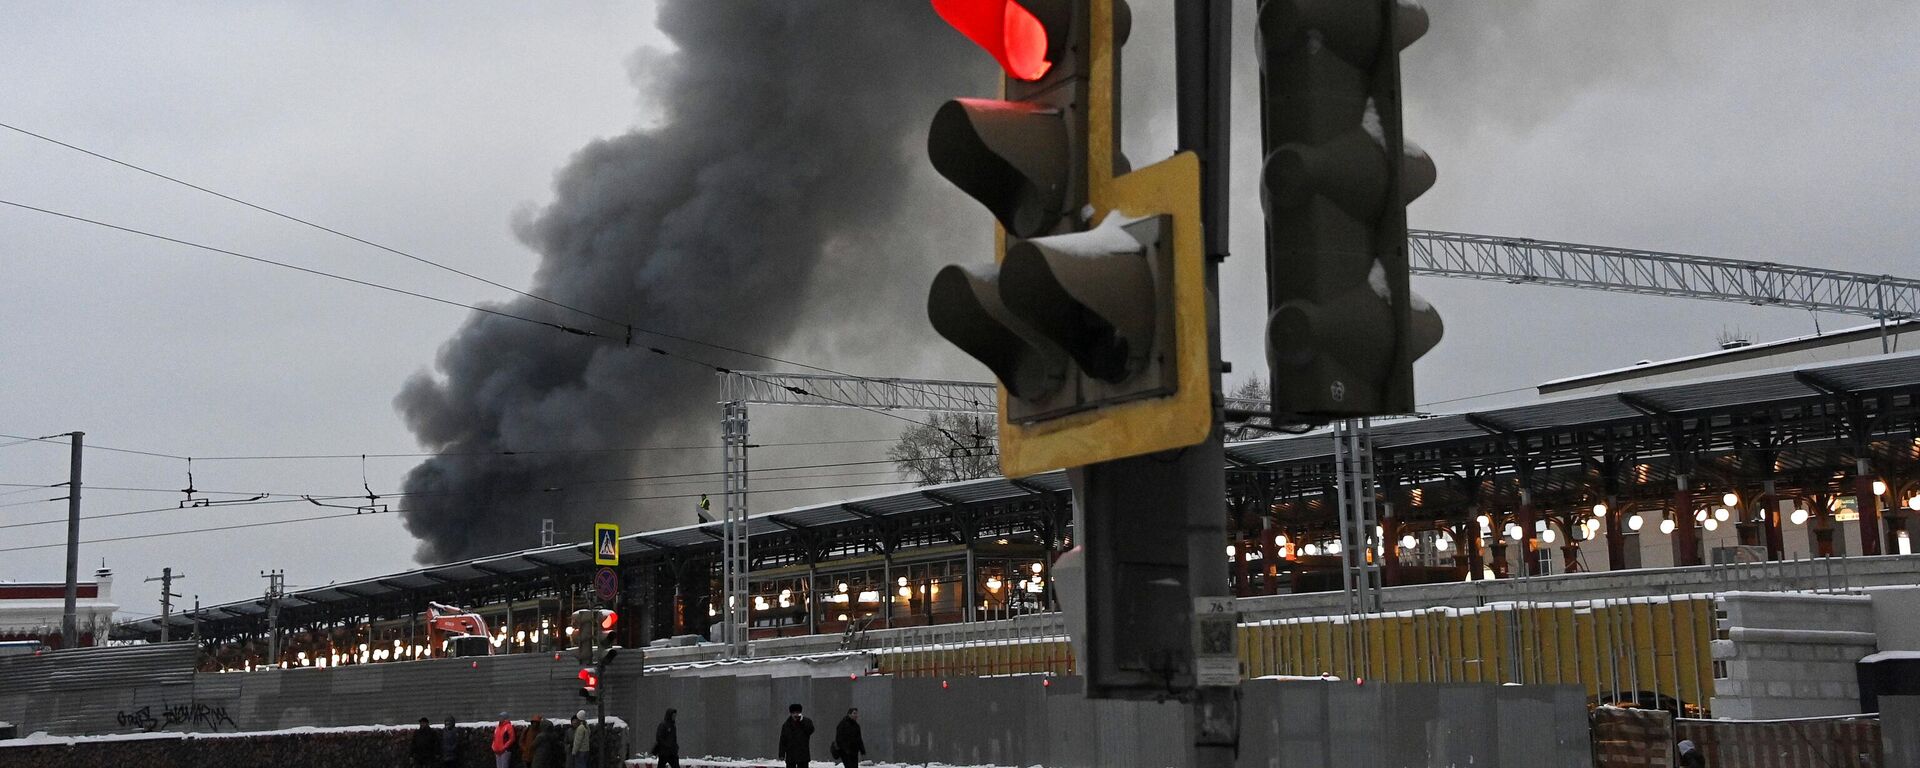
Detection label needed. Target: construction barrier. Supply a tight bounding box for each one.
[1676,715,1880,768]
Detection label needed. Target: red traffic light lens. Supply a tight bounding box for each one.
[932,0,1053,81]
[600,610,618,631]
[577,668,599,688]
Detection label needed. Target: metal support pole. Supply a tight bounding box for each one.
[262,570,285,666]
[1856,458,1884,557]
[721,400,751,656]
[1176,0,1236,762]
[61,431,84,649]
[145,567,185,643]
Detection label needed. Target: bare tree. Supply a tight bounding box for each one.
[888,412,1000,486]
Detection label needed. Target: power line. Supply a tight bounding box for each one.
[0,198,981,441]
[0,478,920,554]
[0,510,373,554]
[0,452,975,503]
[183,437,903,461]
[0,431,186,460]
[0,453,968,530]
[0,198,600,338]
[0,120,989,413]
[1417,384,1539,409]
[0,497,309,531]
[0,121,625,333]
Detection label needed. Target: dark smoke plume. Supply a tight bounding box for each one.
[395,1,982,563]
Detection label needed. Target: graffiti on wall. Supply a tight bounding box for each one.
[114,701,238,733]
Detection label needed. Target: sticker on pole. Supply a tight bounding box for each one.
[1193,596,1240,687]
[594,523,620,566]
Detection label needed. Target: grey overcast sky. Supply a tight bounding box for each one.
[3,2,1916,613]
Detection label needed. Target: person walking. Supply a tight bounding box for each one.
[568,711,592,768]
[831,708,864,768]
[1677,739,1706,768]
[490,713,518,768]
[439,717,461,768]
[776,703,814,768]
[411,717,441,768]
[652,708,680,768]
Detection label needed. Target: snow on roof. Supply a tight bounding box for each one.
[1540,318,1920,389]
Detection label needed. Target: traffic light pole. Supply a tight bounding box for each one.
[1175,0,1237,764]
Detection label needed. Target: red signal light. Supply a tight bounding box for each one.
[931,0,1054,81]
[600,610,618,632]
[578,668,599,690]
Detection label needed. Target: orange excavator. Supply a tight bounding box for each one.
[426,601,492,656]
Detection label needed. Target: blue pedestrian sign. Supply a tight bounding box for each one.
[594,523,620,566]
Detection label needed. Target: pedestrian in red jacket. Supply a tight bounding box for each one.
[491,713,518,768]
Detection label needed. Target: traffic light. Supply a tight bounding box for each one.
[1258,0,1443,423]
[570,608,617,662]
[577,667,599,700]
[927,0,1211,478]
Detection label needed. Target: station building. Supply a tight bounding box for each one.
[0,568,117,650]
[114,340,1920,717]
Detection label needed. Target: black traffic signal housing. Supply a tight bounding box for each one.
[928,0,1212,478]
[570,608,616,663]
[1258,0,1443,423]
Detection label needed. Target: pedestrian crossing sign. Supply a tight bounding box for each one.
[594,523,620,566]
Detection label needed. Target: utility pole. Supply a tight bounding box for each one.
[191,595,202,642]
[144,567,186,643]
[262,570,285,666]
[1175,2,1237,764]
[925,2,1235,765]
[60,431,84,649]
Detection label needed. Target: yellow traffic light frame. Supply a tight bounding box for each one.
[995,0,1209,478]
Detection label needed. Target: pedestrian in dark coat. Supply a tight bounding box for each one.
[520,716,545,767]
[1677,739,1706,768]
[652,708,680,768]
[531,720,563,768]
[439,717,461,768]
[777,703,814,768]
[411,717,440,768]
[832,708,864,768]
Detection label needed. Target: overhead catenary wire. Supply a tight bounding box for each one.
[0,452,988,530]
[0,451,989,502]
[0,120,990,414]
[0,431,187,460]
[0,478,921,553]
[0,199,601,339]
[0,198,987,444]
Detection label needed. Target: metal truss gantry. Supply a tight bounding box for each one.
[713,371,1266,654]
[714,372,994,656]
[1411,231,1920,342]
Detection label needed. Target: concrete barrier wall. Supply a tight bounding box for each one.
[0,643,644,746]
[1235,681,1590,768]
[5,646,1594,767]
[0,721,626,768]
[1710,592,1876,718]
